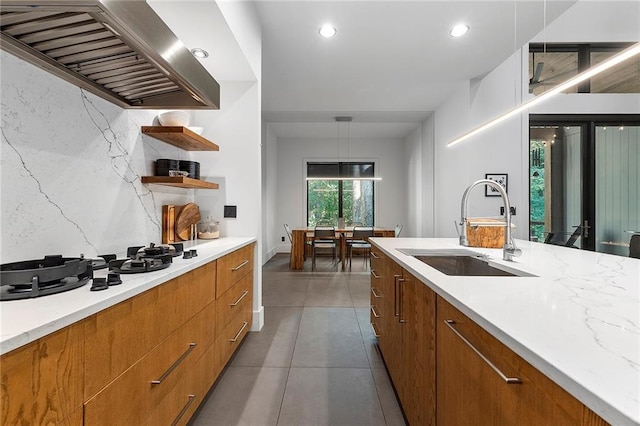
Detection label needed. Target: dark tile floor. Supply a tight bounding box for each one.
[190,253,405,426]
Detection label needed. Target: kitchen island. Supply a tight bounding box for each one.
[370,237,639,426]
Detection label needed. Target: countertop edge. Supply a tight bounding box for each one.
[0,237,256,356]
[369,237,638,426]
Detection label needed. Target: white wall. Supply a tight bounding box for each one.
[433,50,528,238]
[272,136,407,253]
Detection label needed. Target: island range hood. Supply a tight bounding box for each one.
[0,0,220,109]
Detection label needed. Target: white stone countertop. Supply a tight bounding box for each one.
[370,237,639,426]
[0,237,255,356]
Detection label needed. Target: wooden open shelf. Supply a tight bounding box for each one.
[141,176,219,189]
[142,126,219,151]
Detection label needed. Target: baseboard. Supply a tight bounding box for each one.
[262,248,277,265]
[251,306,264,331]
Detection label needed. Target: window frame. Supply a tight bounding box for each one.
[529,42,637,93]
[306,161,376,227]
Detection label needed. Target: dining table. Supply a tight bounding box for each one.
[290,227,396,271]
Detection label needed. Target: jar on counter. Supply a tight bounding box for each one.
[198,216,220,239]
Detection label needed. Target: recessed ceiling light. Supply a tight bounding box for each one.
[190,48,209,59]
[449,24,470,38]
[319,24,337,38]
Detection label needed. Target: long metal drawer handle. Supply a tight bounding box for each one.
[370,305,381,318]
[393,275,400,317]
[444,320,522,384]
[230,321,248,342]
[371,269,381,279]
[231,260,249,271]
[370,252,380,259]
[171,394,196,426]
[398,278,406,323]
[371,323,381,338]
[371,287,382,298]
[151,343,197,385]
[230,290,249,306]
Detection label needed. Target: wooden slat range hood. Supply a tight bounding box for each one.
[0,0,220,109]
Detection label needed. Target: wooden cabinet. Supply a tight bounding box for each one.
[216,243,254,298]
[370,243,611,426]
[399,271,436,426]
[436,297,608,426]
[215,243,254,370]
[1,242,255,426]
[1,321,84,426]
[370,248,436,426]
[369,246,385,344]
[83,262,216,399]
[84,303,216,425]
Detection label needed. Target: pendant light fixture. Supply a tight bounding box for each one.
[306,116,382,181]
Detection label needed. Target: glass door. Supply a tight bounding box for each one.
[595,125,640,255]
[529,125,584,247]
[530,116,640,256]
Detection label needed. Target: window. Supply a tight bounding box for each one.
[307,162,375,227]
[528,43,640,95]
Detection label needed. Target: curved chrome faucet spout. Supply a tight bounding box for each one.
[459,179,521,261]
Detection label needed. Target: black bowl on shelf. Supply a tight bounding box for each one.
[155,159,200,179]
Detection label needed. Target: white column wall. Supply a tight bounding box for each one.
[404,126,423,238]
[262,124,279,262]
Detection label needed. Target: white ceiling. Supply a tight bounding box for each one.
[152,1,579,139]
[255,1,576,122]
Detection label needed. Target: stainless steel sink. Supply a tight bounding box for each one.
[398,248,536,277]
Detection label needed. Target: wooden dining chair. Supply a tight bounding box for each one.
[312,226,337,271]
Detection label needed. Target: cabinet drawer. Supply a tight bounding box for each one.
[436,297,584,426]
[215,303,252,369]
[1,321,84,425]
[146,341,218,426]
[217,243,254,298]
[84,261,216,398]
[84,302,216,426]
[216,273,253,337]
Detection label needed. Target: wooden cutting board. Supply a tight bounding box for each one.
[175,203,201,240]
[162,205,176,243]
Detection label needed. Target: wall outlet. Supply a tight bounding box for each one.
[281,236,285,242]
[500,206,516,215]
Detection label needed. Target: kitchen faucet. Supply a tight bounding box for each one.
[459,179,522,261]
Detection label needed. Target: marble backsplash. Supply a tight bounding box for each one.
[0,51,197,262]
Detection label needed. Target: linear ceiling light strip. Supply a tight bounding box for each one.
[447,42,640,148]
